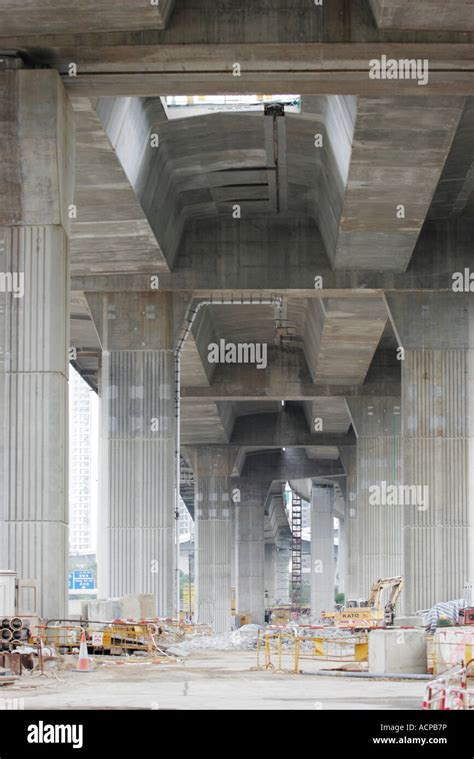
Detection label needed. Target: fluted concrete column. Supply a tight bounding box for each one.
[340,448,359,602]
[0,70,74,618]
[275,543,290,604]
[337,518,347,597]
[85,292,178,616]
[189,447,238,633]
[235,478,269,625]
[265,543,277,608]
[346,398,403,602]
[387,293,474,612]
[311,485,335,618]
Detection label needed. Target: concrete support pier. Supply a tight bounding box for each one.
[235,479,269,625]
[85,292,177,616]
[190,447,236,633]
[265,543,277,608]
[346,398,403,601]
[388,294,474,612]
[310,485,335,618]
[0,70,74,619]
[340,448,359,602]
[275,543,291,604]
[337,517,347,597]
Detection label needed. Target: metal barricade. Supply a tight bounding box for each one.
[254,627,369,674]
[423,662,473,710]
[253,629,299,674]
[432,632,474,675]
[297,630,369,665]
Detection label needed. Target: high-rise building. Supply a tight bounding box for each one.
[69,368,95,554]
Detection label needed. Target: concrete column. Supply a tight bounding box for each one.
[310,485,335,618]
[340,448,359,602]
[189,447,237,633]
[235,478,268,625]
[346,398,403,602]
[387,293,474,612]
[337,518,347,597]
[265,543,277,608]
[0,70,74,619]
[390,293,474,613]
[85,292,179,616]
[275,543,290,604]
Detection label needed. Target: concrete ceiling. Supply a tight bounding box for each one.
[53,59,474,485]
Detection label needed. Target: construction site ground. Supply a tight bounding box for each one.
[2,651,426,710]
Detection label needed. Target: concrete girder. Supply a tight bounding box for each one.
[0,0,175,35]
[3,0,474,50]
[239,448,345,482]
[96,104,270,268]
[333,96,465,272]
[429,98,474,221]
[94,101,344,272]
[302,398,352,435]
[220,406,357,448]
[5,43,473,97]
[370,0,474,32]
[71,201,474,289]
[181,344,401,400]
[180,400,232,446]
[71,97,167,275]
[301,96,357,261]
[304,298,388,385]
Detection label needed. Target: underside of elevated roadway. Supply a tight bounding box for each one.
[1,3,474,712]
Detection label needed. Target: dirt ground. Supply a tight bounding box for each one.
[0,650,426,710]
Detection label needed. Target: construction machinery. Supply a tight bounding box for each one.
[322,576,404,628]
[267,605,310,625]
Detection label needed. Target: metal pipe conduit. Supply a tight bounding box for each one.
[304,670,432,680]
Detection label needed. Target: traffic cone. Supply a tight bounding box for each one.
[76,630,90,672]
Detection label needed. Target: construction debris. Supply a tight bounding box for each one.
[171,624,263,653]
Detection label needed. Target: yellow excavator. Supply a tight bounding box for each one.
[322,576,404,628]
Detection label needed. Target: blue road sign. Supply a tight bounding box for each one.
[68,570,95,591]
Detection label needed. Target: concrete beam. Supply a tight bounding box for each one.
[239,449,345,482]
[0,0,175,35]
[3,0,474,49]
[71,97,167,275]
[332,97,464,271]
[304,298,387,384]
[5,44,468,97]
[370,0,474,32]
[181,345,401,401]
[223,407,357,448]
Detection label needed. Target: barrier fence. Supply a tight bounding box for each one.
[253,627,369,674]
[423,662,473,710]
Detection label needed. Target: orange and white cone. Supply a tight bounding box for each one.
[76,630,90,672]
